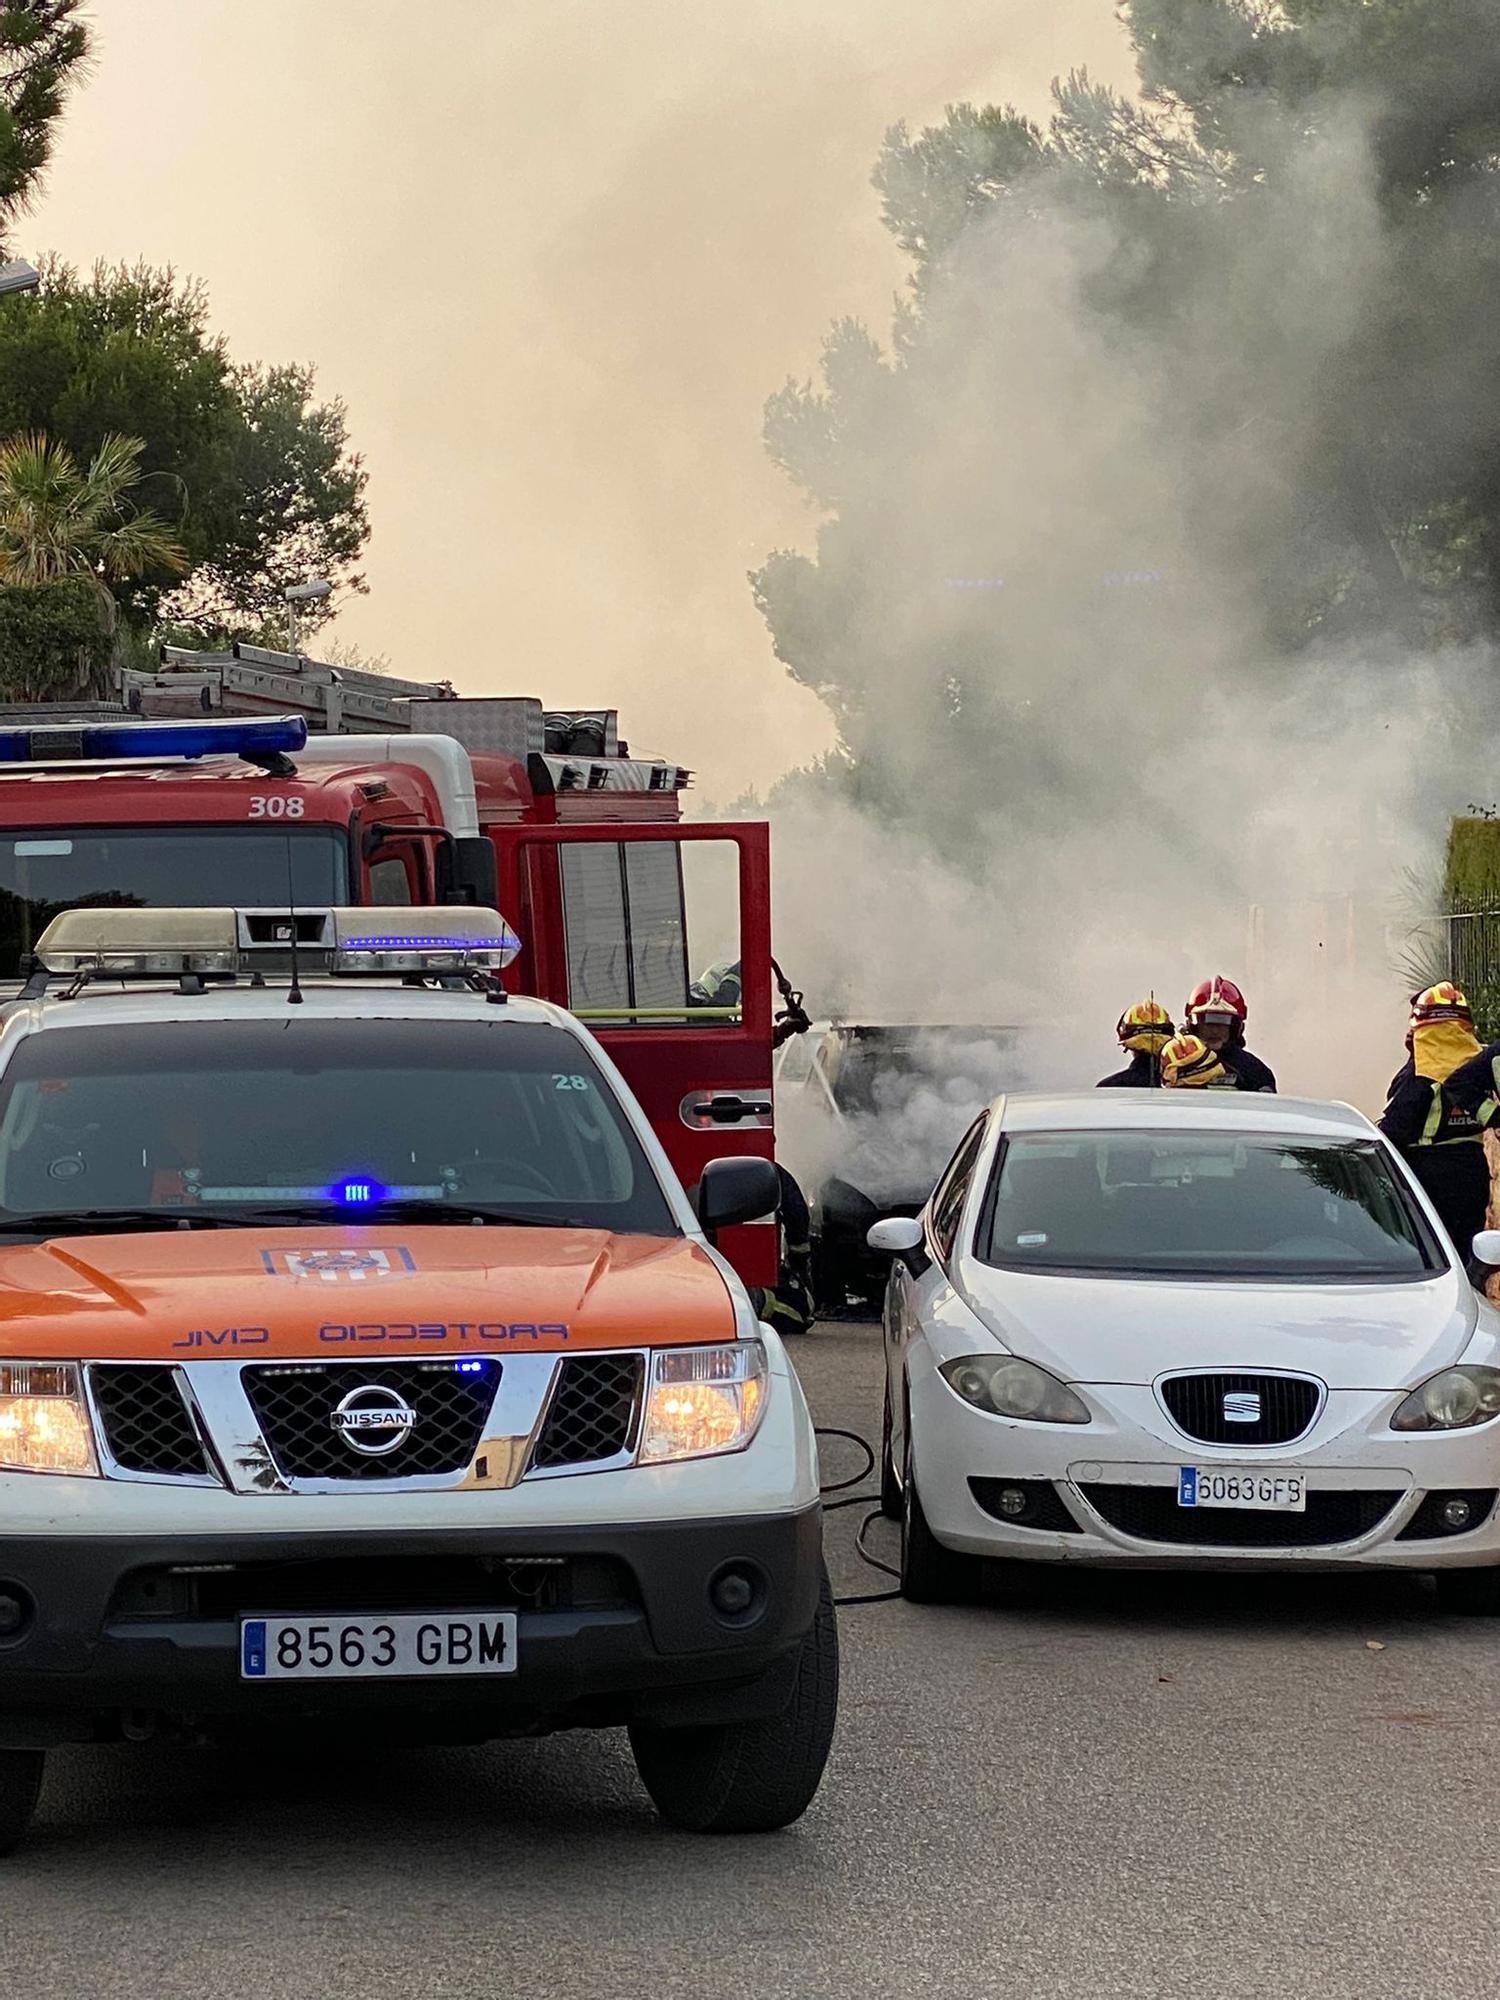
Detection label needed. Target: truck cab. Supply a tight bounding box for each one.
[0,667,780,1284]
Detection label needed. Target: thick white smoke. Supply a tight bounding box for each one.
[753,89,1498,1213]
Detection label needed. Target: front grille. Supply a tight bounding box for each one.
[1160,1372,1321,1447]
[241,1359,501,1481]
[109,1554,638,1623]
[91,1365,209,1478]
[530,1354,644,1470]
[969,1477,1082,1532]
[1080,1483,1400,1547]
[1397,1489,1499,1540]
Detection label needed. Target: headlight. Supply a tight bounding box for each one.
[1391,1366,1500,1432]
[0,1362,98,1474]
[639,1341,768,1464]
[940,1355,1090,1425]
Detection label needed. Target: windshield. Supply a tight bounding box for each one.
[976,1130,1439,1280]
[0,1019,676,1235]
[0,827,349,979]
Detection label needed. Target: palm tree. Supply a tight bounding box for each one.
[0,429,186,634]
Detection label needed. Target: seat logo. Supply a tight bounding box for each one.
[330,1385,417,1456]
[1223,1391,1262,1424]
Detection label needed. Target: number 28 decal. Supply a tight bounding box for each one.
[247,796,305,818]
[553,1074,590,1091]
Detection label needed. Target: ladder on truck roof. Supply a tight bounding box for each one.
[126,644,550,757]
[111,646,690,793]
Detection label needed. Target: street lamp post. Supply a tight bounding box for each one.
[0,259,40,297]
[283,578,333,656]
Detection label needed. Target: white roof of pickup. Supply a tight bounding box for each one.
[996,1090,1375,1141]
[0,980,571,1038]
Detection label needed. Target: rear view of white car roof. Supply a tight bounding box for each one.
[996,1091,1375,1140]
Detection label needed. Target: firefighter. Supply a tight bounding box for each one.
[1098,999,1175,1087]
[752,1163,816,1338]
[1159,1033,1236,1089]
[1183,975,1277,1092]
[1379,983,1490,1257]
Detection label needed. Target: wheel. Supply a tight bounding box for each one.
[901,1443,981,1605]
[879,1379,902,1520]
[629,1569,838,1833]
[0,1750,43,1856]
[1435,1566,1500,1615]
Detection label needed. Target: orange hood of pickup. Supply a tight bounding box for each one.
[0,1227,736,1361]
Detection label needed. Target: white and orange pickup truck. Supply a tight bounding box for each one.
[0,906,834,1850]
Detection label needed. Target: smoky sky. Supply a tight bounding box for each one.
[25,0,1131,793]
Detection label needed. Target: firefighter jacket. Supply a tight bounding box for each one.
[1442,1041,1500,1128]
[1222,1044,1277,1093]
[1379,1059,1486,1153]
[1097,1051,1159,1088]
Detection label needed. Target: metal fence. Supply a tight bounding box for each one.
[1438,910,1500,1041]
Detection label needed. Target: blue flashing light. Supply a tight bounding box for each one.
[332,1178,387,1207]
[455,1360,485,1374]
[0,715,309,765]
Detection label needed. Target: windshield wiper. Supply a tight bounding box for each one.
[223,1199,581,1229]
[0,1207,244,1236]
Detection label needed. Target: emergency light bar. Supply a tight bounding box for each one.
[33,905,522,977]
[0,715,308,765]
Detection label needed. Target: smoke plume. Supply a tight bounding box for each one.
[756,22,1500,1178]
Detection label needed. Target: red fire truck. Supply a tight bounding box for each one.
[0,645,787,1283]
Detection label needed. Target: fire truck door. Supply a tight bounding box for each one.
[501,824,777,1288]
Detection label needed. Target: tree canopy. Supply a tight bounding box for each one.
[0,2,90,252]
[754,0,1500,857]
[0,260,368,638]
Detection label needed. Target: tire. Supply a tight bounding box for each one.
[0,1750,43,1857]
[879,1380,902,1521]
[901,1446,981,1605]
[1435,1566,1500,1615]
[629,1569,838,1834]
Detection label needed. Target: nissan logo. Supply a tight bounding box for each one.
[330,1384,417,1457]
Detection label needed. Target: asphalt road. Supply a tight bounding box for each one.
[7,1321,1500,2000]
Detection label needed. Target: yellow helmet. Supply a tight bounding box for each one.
[1116,998,1174,1056]
[1160,1033,1229,1088]
[1409,982,1473,1028]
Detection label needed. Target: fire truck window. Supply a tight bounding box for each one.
[681,841,741,1025]
[0,827,349,979]
[556,837,741,1028]
[368,856,414,905]
[559,842,630,1014]
[624,842,687,1010]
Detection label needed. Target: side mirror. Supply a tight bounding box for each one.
[446,835,498,908]
[867,1214,930,1278]
[695,1156,780,1237]
[1472,1230,1500,1270]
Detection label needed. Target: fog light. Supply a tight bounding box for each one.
[710,1568,755,1617]
[0,1589,31,1639]
[996,1486,1030,1520]
[1443,1497,1473,1531]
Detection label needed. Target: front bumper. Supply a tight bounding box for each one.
[0,1505,823,1748]
[910,1368,1500,1573]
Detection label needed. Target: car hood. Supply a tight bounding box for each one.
[0,1226,736,1361]
[956,1259,1481,1390]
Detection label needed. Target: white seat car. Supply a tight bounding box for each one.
[870,1090,1500,1612]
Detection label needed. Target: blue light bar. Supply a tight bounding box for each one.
[0,716,309,764]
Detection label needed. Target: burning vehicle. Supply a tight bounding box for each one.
[776,1023,1037,1312]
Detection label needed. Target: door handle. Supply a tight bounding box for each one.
[679,1090,774,1130]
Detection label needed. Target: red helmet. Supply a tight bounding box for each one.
[1185,975,1247,1026]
